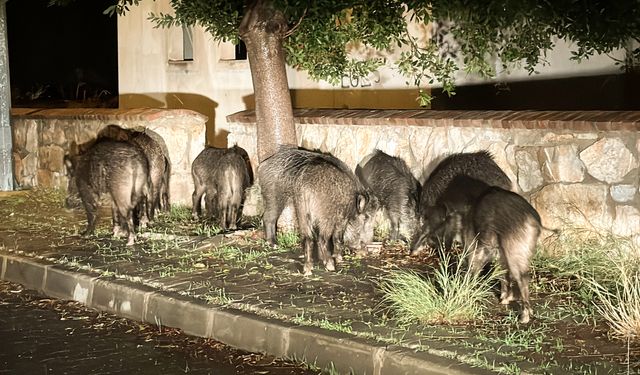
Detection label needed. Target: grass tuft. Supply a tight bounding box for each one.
[532,228,639,295]
[194,223,222,237]
[277,231,300,249]
[583,258,640,341]
[378,246,501,324]
[536,225,640,341]
[165,205,192,222]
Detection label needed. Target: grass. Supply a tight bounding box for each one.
[4,191,639,373]
[292,313,353,334]
[584,258,640,341]
[194,223,222,236]
[203,288,235,305]
[533,225,640,342]
[378,245,501,324]
[166,204,192,222]
[533,226,637,292]
[276,231,300,249]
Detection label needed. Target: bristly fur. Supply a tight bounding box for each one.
[258,147,377,275]
[191,145,251,230]
[420,151,512,214]
[356,149,421,241]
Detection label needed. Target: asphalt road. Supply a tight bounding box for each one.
[0,280,320,375]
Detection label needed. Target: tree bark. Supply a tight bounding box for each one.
[239,0,296,162]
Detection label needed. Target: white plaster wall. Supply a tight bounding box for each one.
[117,1,627,136]
[117,1,254,147]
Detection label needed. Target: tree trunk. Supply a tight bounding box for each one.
[239,0,296,163]
[0,0,14,191]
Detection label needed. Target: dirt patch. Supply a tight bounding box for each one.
[1,189,638,374]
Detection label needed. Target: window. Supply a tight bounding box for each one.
[219,40,247,61]
[182,25,193,61]
[168,25,194,63]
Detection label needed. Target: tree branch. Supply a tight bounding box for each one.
[284,6,307,38]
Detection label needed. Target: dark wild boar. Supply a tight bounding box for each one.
[65,140,151,246]
[98,125,170,223]
[258,147,377,275]
[191,145,252,231]
[419,150,511,215]
[356,150,420,242]
[414,175,540,323]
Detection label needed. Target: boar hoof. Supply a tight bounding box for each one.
[112,225,125,238]
[303,263,313,276]
[324,259,336,272]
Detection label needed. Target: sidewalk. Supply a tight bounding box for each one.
[0,190,630,375]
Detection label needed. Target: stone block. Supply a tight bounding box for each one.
[210,307,291,356]
[90,278,155,321]
[580,138,637,183]
[36,169,52,187]
[612,205,640,238]
[531,183,612,231]
[41,121,66,146]
[610,185,637,203]
[515,149,544,192]
[43,266,96,304]
[286,326,375,375]
[38,145,66,172]
[542,144,585,183]
[3,257,45,291]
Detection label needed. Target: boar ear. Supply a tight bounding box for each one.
[356,193,368,214]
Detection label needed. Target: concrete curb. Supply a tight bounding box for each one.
[1,253,495,375]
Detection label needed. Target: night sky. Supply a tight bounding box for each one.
[6,0,118,106]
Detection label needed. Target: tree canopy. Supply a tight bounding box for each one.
[85,0,640,106]
[48,0,640,160]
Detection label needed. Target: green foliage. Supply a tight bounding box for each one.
[276,231,300,249]
[53,0,639,102]
[431,1,639,75]
[148,0,243,43]
[165,204,192,223]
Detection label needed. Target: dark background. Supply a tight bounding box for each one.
[430,72,640,110]
[6,0,118,107]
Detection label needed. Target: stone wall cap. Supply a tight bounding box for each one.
[11,108,208,123]
[227,109,640,131]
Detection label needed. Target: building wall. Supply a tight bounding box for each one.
[117,1,628,147]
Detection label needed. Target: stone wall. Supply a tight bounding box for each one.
[228,109,640,244]
[11,108,207,205]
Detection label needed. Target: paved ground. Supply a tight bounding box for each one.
[0,279,320,375]
[0,189,637,374]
